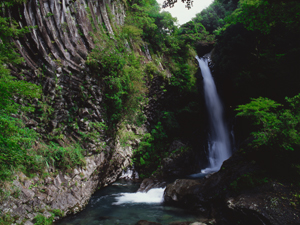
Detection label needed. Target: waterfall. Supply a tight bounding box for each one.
[196,55,231,173]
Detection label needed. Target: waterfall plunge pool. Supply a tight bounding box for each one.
[55,179,205,225]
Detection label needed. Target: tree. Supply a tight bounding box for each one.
[162,0,194,9]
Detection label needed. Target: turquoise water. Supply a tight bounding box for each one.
[55,179,204,225]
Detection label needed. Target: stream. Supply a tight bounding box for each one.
[55,55,229,225]
[55,179,204,225]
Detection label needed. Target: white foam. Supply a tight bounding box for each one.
[113,188,165,205]
[119,168,139,180]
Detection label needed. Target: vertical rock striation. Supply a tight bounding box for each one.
[0,0,138,223]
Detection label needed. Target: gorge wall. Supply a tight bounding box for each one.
[0,0,154,223]
[9,0,124,147]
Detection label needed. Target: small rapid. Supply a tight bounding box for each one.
[114,187,165,204]
[55,180,203,225]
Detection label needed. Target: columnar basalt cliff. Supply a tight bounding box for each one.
[9,0,125,142]
[0,0,148,223]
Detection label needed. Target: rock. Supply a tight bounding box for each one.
[16,217,25,224]
[24,180,32,189]
[57,67,62,74]
[168,222,191,225]
[164,179,202,207]
[164,148,300,225]
[138,178,166,192]
[21,188,35,199]
[135,220,162,225]
[43,211,52,218]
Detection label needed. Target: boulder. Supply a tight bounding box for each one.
[135,220,162,225]
[138,178,166,192]
[164,148,300,224]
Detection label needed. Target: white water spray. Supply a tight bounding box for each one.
[196,56,231,173]
[113,188,165,205]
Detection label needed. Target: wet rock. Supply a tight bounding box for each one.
[164,179,202,207]
[138,178,166,192]
[164,148,300,224]
[190,223,208,225]
[135,220,162,225]
[168,222,191,225]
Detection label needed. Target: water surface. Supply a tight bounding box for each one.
[55,179,204,225]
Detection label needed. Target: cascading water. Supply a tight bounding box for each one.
[196,55,231,173]
[55,180,202,224]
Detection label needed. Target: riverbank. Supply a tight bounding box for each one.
[164,147,300,225]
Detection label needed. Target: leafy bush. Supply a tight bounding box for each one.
[236,94,300,179]
[236,95,300,151]
[133,122,168,177]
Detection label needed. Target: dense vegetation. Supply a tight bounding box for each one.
[203,0,300,180]
[1,0,300,221]
[87,0,200,177]
[0,0,42,181]
[163,0,300,182]
[0,0,200,187]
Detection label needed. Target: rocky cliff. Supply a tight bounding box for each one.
[0,0,149,223]
[9,0,125,145]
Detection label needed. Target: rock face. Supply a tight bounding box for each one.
[7,0,126,150]
[0,0,145,223]
[0,143,135,223]
[164,148,300,224]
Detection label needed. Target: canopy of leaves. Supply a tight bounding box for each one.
[212,0,300,107]
[193,0,238,34]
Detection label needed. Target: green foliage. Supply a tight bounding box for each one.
[189,0,238,34]
[87,35,147,126]
[212,0,300,109]
[145,61,159,80]
[33,143,86,171]
[236,94,300,151]
[226,0,300,34]
[33,214,53,225]
[122,25,143,46]
[0,0,42,181]
[230,172,269,192]
[51,209,64,217]
[32,206,63,224]
[178,20,215,45]
[79,122,107,145]
[0,213,14,225]
[170,63,196,92]
[133,122,168,177]
[0,115,38,180]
